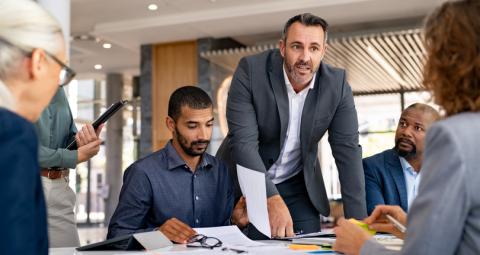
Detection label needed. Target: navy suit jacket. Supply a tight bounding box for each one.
[363,149,408,215]
[0,108,48,254]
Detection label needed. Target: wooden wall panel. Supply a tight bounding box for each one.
[151,41,198,151]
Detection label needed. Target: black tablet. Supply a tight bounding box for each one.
[66,100,128,150]
[76,234,143,251]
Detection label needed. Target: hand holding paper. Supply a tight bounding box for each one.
[236,165,271,238]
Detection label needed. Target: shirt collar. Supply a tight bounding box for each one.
[0,80,16,111]
[165,140,212,171]
[282,64,316,95]
[399,156,418,176]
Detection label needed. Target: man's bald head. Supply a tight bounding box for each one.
[403,103,440,123]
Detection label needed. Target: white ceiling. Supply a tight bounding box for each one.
[70,0,447,78]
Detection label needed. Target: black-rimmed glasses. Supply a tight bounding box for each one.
[186,234,222,249]
[44,51,76,87]
[0,37,76,87]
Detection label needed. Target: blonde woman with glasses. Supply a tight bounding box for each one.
[0,0,72,253]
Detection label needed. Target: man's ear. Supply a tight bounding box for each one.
[28,48,46,80]
[166,116,175,132]
[279,39,286,58]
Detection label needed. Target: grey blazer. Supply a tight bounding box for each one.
[361,112,480,255]
[216,49,367,218]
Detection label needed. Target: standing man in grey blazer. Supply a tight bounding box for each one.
[217,13,367,238]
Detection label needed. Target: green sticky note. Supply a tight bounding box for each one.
[349,218,376,235]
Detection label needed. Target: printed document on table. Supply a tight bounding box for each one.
[237,164,271,238]
[194,226,264,247]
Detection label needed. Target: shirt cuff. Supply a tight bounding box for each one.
[61,149,78,169]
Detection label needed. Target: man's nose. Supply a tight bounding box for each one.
[300,48,310,62]
[197,126,208,140]
[401,126,414,137]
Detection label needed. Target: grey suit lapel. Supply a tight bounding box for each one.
[300,64,322,158]
[268,51,289,150]
[386,149,408,210]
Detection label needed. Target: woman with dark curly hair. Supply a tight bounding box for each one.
[333,0,480,254]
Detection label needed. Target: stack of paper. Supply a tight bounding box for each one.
[194,226,264,247]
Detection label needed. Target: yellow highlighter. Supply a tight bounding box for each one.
[349,218,376,235]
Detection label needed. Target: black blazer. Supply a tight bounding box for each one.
[217,49,366,218]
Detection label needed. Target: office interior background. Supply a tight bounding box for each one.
[40,0,446,244]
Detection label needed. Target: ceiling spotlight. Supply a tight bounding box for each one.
[148,4,158,11]
[102,43,112,49]
[94,64,103,70]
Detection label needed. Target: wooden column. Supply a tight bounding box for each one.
[151,41,198,151]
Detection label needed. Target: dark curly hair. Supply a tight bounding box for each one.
[423,0,480,116]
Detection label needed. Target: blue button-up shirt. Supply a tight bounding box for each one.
[399,157,422,209]
[107,141,234,238]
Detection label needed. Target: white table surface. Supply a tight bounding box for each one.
[48,240,337,255]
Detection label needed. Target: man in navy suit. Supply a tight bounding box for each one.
[364,103,440,215]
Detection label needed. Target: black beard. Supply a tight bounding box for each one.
[175,128,210,156]
[394,138,417,160]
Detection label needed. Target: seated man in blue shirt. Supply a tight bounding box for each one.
[107,86,234,243]
[363,103,439,215]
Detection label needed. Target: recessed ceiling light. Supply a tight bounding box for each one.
[94,64,103,70]
[148,4,158,11]
[102,43,112,49]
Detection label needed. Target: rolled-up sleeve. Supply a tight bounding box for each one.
[38,146,77,169]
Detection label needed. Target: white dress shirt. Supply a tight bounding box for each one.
[266,65,316,184]
[399,157,422,209]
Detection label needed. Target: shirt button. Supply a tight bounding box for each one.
[195,195,199,200]
[195,219,200,224]
[193,174,197,178]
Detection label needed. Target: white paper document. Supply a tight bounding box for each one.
[237,164,271,238]
[194,226,264,247]
[132,230,172,250]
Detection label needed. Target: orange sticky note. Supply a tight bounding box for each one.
[288,244,320,251]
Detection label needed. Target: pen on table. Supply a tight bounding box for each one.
[386,214,406,233]
[221,247,247,253]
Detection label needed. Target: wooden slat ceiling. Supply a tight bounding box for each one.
[200,28,425,95]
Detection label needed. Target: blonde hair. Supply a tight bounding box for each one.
[0,0,63,80]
